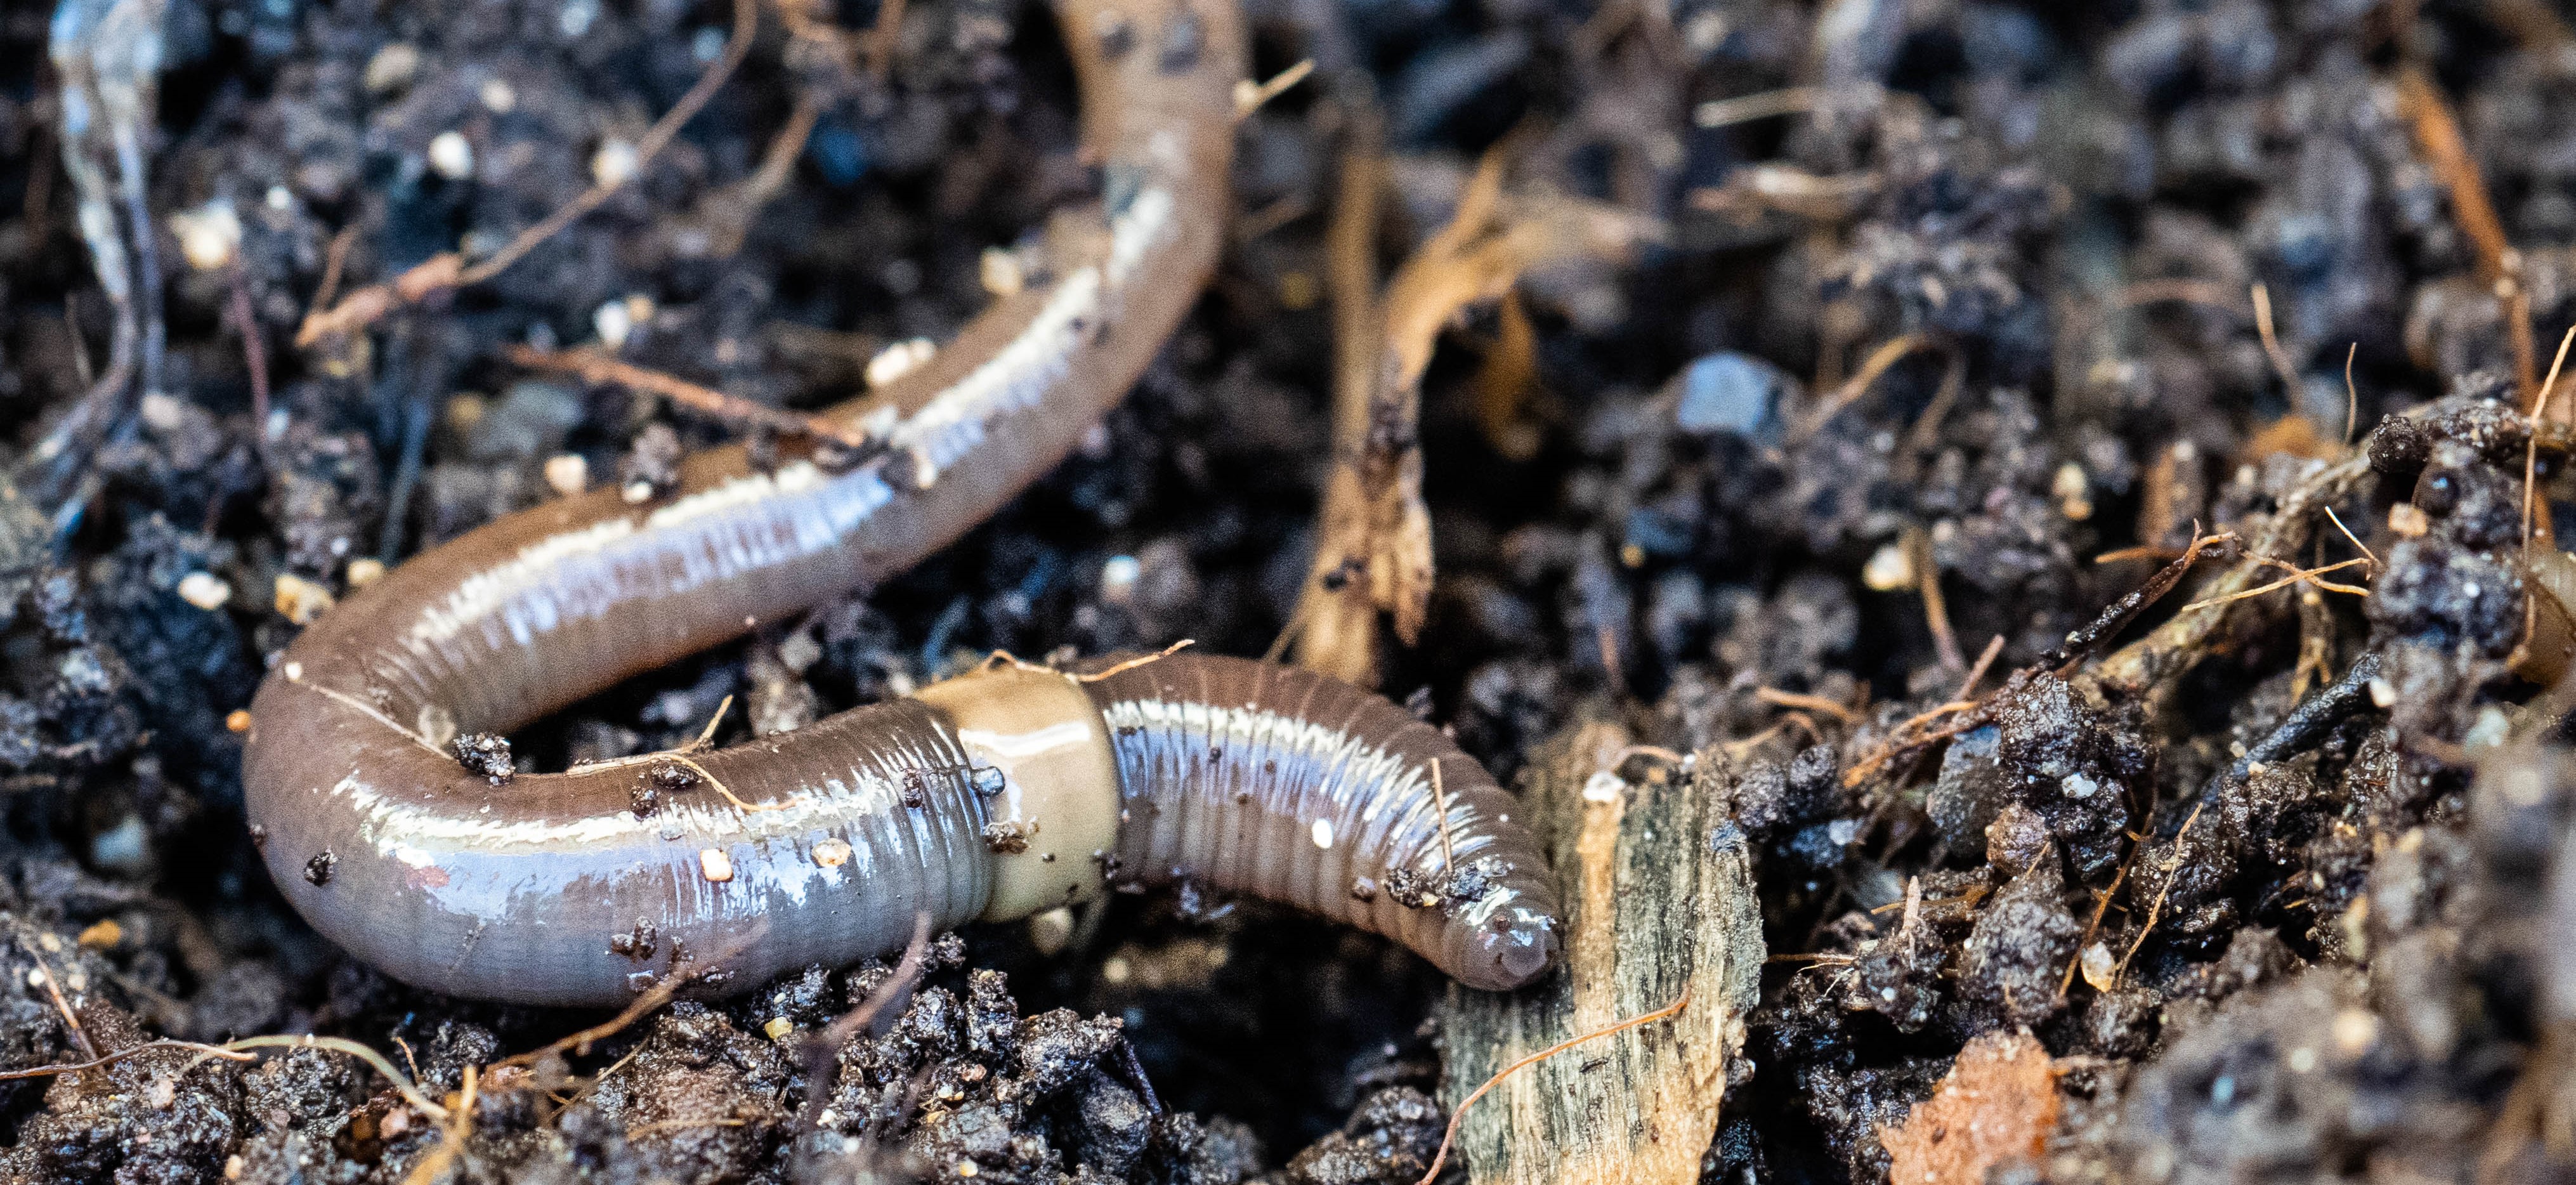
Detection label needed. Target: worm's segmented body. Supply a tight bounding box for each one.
[242,0,1559,1007]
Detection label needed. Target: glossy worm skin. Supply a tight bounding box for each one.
[240,0,1561,1007]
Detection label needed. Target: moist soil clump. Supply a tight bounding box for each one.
[9,0,2576,1182]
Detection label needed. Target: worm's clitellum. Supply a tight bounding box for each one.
[240,0,1561,1007]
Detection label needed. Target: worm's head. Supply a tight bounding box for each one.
[1457,895,1560,991]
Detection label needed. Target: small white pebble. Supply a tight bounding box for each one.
[283,661,303,681]
[623,480,657,504]
[345,558,387,589]
[168,199,243,272]
[592,299,634,348]
[591,138,640,188]
[479,77,517,113]
[363,42,421,93]
[865,337,938,388]
[544,454,589,497]
[812,837,853,867]
[224,1153,245,1180]
[1860,542,1912,592]
[139,391,187,431]
[979,247,1026,298]
[1581,769,1626,804]
[699,848,735,882]
[1101,955,1132,985]
[1311,818,1333,849]
[2389,502,2429,538]
[428,131,475,181]
[265,185,293,212]
[2466,705,2512,750]
[2060,773,2099,799]
[176,572,232,611]
[1101,555,1141,604]
[2368,676,2398,709]
[764,1016,795,1040]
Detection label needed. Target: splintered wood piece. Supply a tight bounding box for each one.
[1439,721,1763,1185]
[1883,1030,2059,1185]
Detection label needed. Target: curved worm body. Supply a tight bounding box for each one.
[240,0,1560,1007]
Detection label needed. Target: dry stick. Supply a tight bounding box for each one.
[1955,634,2005,701]
[2250,282,2303,401]
[2523,325,2576,555]
[2058,840,2138,1000]
[15,936,98,1059]
[2397,67,2536,404]
[1911,528,1964,672]
[2176,557,2370,612]
[1429,758,1456,875]
[506,344,868,448]
[1692,85,1822,128]
[1753,686,1857,723]
[217,1035,450,1120]
[313,225,358,312]
[1795,332,1942,442]
[0,1038,255,1085]
[2111,801,2205,984]
[2343,342,2361,447]
[1233,58,1316,120]
[297,0,758,346]
[1413,985,1694,1185]
[2324,506,2379,572]
[226,266,271,448]
[794,915,933,1157]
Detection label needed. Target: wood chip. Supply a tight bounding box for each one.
[1439,721,1762,1184]
[1882,1030,2060,1185]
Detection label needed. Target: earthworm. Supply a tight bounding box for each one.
[240,0,1560,1007]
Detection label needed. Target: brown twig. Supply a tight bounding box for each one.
[1754,686,1857,723]
[506,344,867,447]
[1909,528,1963,672]
[2112,801,2204,983]
[1413,985,1694,1185]
[2249,282,2304,401]
[1795,332,1944,442]
[2396,66,2535,404]
[0,1038,254,1085]
[2525,325,2576,554]
[15,934,97,1060]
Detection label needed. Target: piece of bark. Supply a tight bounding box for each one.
[1438,721,1764,1185]
[1882,1030,2058,1185]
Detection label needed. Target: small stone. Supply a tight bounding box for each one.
[982,820,1033,854]
[345,558,386,588]
[980,247,1025,297]
[1673,351,1795,438]
[700,848,735,882]
[1311,818,1334,849]
[77,919,122,949]
[544,454,589,497]
[591,138,640,188]
[363,42,421,93]
[812,837,853,867]
[176,572,233,610]
[2390,502,2429,537]
[593,299,634,348]
[1861,542,1913,591]
[169,199,243,272]
[226,709,252,733]
[428,131,474,181]
[274,574,338,624]
[479,77,517,112]
[764,1016,795,1040]
[304,851,337,886]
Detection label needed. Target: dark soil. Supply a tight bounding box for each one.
[7,0,2576,1181]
